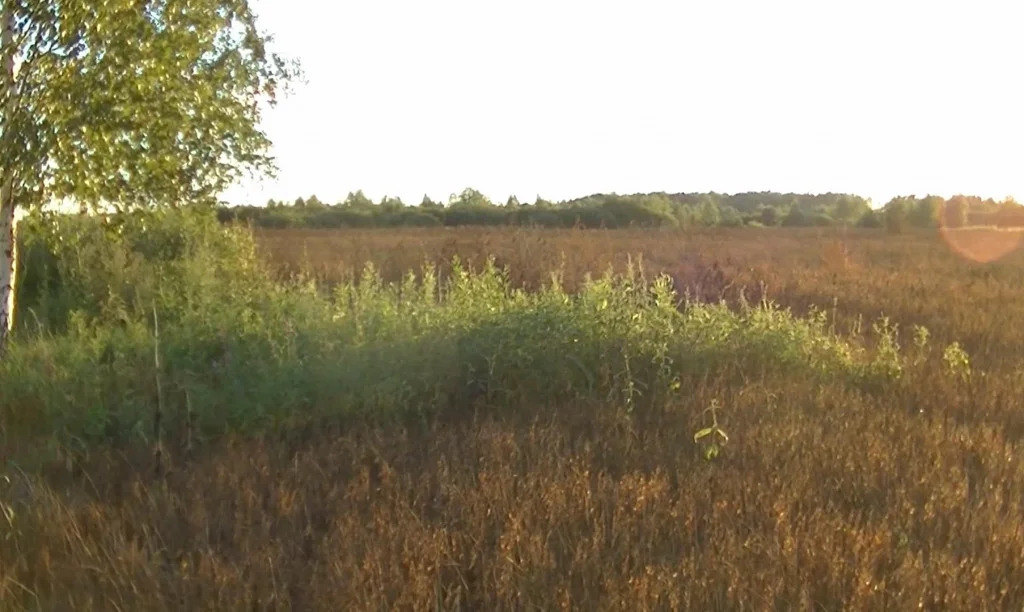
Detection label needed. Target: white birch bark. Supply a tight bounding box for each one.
[0,2,19,357]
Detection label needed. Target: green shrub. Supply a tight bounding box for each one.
[1,210,960,451]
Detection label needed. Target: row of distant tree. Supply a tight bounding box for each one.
[216,189,1024,231]
[876,195,1024,231]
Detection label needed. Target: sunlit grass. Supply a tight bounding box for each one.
[4,215,1024,610]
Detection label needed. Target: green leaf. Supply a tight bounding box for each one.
[2,0,300,212]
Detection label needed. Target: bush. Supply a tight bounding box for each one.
[781,209,811,227]
[16,207,264,332]
[857,210,883,228]
[2,210,943,452]
[441,206,509,227]
[397,209,443,227]
[599,197,678,228]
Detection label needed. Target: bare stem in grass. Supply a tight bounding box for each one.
[153,303,164,477]
[185,390,194,462]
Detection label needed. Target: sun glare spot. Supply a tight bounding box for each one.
[939,226,1024,263]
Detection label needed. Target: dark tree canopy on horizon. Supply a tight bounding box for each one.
[216,190,1022,231]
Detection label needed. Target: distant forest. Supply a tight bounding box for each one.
[218,190,1024,231]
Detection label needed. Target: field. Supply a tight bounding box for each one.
[4,220,1024,610]
[257,226,1024,368]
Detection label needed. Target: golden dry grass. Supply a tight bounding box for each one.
[6,226,1024,610]
[258,226,1024,367]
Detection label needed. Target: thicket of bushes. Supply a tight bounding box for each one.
[1,207,967,452]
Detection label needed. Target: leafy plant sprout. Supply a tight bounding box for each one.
[694,399,729,461]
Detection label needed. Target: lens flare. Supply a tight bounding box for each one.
[939,225,1024,263]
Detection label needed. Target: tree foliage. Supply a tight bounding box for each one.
[220,190,1024,232]
[1,0,296,211]
[222,190,879,230]
[878,194,1023,231]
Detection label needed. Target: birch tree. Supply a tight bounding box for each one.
[0,0,295,357]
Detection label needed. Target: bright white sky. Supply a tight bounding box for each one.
[223,0,1024,208]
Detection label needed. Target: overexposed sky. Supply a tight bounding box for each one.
[224,0,1024,208]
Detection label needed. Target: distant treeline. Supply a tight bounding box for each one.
[217,189,1024,231]
[877,195,1024,232]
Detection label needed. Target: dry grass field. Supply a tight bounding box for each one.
[258,226,1024,368]
[5,225,1024,610]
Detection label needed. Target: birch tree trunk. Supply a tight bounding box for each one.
[0,186,16,356]
[0,2,18,358]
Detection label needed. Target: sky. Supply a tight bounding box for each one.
[223,0,1024,209]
